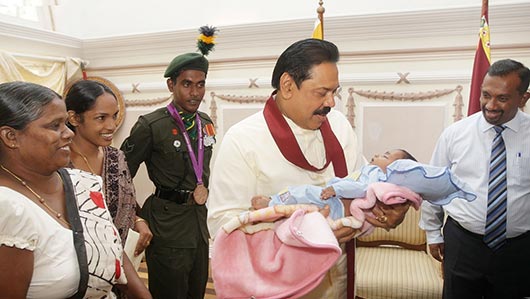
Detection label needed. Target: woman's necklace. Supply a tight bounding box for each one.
[70,146,98,174]
[0,164,70,227]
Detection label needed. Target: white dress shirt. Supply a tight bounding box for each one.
[420,110,530,244]
[207,107,364,299]
[207,109,363,236]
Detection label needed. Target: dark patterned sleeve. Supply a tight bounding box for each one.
[105,147,137,243]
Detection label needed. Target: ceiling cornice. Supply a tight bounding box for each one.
[1,2,528,69]
[0,21,82,48]
[80,2,530,69]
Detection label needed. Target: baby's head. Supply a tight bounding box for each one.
[370,149,417,172]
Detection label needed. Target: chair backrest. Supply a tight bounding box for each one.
[356,207,426,251]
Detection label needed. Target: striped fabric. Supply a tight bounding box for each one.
[356,247,442,299]
[484,125,507,251]
[356,208,443,299]
[358,207,426,246]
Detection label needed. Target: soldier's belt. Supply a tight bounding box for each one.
[154,188,193,205]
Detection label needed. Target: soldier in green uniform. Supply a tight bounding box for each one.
[120,41,216,298]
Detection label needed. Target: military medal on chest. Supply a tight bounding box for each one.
[203,123,216,147]
[167,103,210,205]
[193,184,208,205]
[173,140,181,150]
[171,128,182,151]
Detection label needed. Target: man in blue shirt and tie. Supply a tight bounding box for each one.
[420,59,530,299]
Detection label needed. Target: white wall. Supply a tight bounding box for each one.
[1,1,529,203]
[49,0,529,38]
[71,2,524,202]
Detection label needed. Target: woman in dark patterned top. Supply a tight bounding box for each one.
[65,79,152,255]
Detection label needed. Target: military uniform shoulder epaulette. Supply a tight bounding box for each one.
[139,107,170,125]
[198,110,213,123]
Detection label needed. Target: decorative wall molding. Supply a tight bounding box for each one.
[2,3,528,72]
[207,85,464,130]
[116,78,271,94]
[125,96,170,107]
[346,85,464,127]
[209,92,270,127]
[210,92,269,104]
[349,87,458,101]
[0,21,82,49]
[77,2,530,69]
[452,86,465,122]
[114,70,482,96]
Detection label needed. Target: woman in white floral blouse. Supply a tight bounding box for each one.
[0,81,151,299]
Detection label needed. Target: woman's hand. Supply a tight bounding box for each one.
[133,217,153,256]
[117,254,152,299]
[365,201,411,230]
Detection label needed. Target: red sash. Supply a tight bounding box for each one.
[263,96,347,176]
[263,95,355,298]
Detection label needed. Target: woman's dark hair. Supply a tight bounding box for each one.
[0,81,60,130]
[64,80,116,130]
[398,149,418,162]
[487,59,530,95]
[271,38,340,90]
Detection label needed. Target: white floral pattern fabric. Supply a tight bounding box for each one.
[69,168,127,298]
[0,169,126,298]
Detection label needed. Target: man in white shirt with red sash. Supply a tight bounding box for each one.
[207,38,410,298]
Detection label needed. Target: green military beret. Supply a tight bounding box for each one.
[164,53,209,78]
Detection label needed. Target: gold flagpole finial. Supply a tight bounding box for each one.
[317,1,325,39]
[317,0,325,13]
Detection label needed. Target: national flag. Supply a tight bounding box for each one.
[468,0,491,116]
[312,19,323,40]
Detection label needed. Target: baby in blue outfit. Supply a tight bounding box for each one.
[251,149,475,219]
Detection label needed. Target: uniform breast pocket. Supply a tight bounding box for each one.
[161,139,188,157]
[512,155,530,185]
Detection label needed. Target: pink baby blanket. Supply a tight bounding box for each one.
[331,182,422,236]
[212,205,342,299]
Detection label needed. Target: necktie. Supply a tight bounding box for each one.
[484,125,507,251]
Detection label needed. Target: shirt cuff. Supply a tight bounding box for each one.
[425,230,444,244]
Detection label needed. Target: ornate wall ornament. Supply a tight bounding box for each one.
[208,85,464,131]
[350,87,458,101]
[209,92,269,128]
[346,88,357,128]
[346,85,464,127]
[396,72,410,84]
[452,85,464,122]
[210,93,218,128]
[211,92,269,104]
[132,83,141,93]
[248,78,259,88]
[124,96,171,107]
